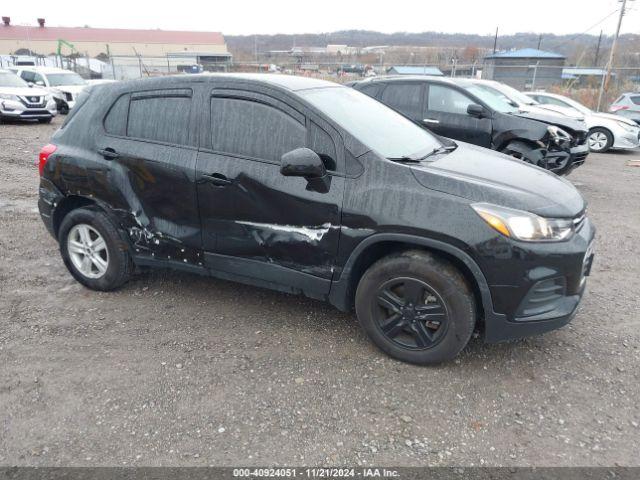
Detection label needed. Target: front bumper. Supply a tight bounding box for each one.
[481,217,596,343]
[612,129,640,150]
[1,98,57,120]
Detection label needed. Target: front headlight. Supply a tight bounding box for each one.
[0,93,19,101]
[616,121,636,133]
[547,125,572,148]
[472,203,575,242]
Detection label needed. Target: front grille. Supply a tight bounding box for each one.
[571,151,589,166]
[19,109,52,117]
[516,277,567,319]
[18,96,46,108]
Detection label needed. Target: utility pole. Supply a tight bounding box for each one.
[598,0,633,110]
[537,34,543,50]
[594,30,603,66]
[493,27,499,53]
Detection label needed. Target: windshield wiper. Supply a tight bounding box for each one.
[388,143,458,163]
[419,144,458,160]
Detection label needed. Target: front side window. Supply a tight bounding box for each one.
[380,83,423,118]
[210,97,306,162]
[461,84,518,114]
[127,92,192,145]
[309,121,337,170]
[20,71,35,83]
[631,96,640,106]
[300,86,441,159]
[428,84,475,115]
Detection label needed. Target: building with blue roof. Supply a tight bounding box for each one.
[483,48,566,89]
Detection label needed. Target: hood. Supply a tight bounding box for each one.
[50,85,86,95]
[410,142,585,218]
[528,104,585,122]
[591,111,638,127]
[512,109,587,133]
[0,86,49,97]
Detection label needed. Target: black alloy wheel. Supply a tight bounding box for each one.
[374,277,448,350]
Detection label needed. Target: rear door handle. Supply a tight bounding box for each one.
[422,118,440,125]
[98,148,120,160]
[202,173,232,186]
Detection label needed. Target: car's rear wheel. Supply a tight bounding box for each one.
[58,208,132,291]
[588,127,613,153]
[355,250,476,365]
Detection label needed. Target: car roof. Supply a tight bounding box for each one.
[15,66,79,74]
[113,73,342,93]
[354,75,487,88]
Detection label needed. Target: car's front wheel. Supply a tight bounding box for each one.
[58,207,132,291]
[355,250,476,365]
[588,127,613,153]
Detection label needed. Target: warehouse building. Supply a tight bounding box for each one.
[0,16,232,73]
[482,48,565,89]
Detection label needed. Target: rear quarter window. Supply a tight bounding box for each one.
[127,90,192,145]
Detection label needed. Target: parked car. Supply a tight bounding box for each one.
[527,91,640,153]
[9,66,87,114]
[38,74,595,365]
[609,92,640,126]
[0,69,56,123]
[351,76,589,175]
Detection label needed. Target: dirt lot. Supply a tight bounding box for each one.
[1,116,639,467]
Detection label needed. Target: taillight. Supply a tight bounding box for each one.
[38,144,57,176]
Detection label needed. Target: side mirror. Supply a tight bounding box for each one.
[280,147,326,179]
[27,81,34,87]
[467,103,487,118]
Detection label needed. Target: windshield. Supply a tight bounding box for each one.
[491,82,538,106]
[47,73,87,86]
[0,71,28,88]
[300,87,441,159]
[463,84,519,113]
[551,95,591,114]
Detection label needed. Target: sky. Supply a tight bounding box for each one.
[3,0,639,37]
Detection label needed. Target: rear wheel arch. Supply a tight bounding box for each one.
[333,235,491,327]
[52,195,98,237]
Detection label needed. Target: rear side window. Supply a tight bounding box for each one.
[427,84,474,115]
[210,97,306,162]
[380,83,423,118]
[359,84,383,98]
[631,96,640,106]
[127,90,192,145]
[103,94,129,136]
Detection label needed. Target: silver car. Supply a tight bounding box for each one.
[0,69,57,123]
[527,91,640,153]
[609,92,640,125]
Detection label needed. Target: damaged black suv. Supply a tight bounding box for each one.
[351,76,590,175]
[38,74,595,364]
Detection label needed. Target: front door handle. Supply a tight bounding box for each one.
[422,118,440,125]
[202,173,232,186]
[98,148,120,160]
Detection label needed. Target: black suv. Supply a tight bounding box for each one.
[352,76,590,175]
[38,74,595,364]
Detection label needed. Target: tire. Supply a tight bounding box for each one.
[355,250,476,365]
[588,127,613,153]
[38,117,53,124]
[58,207,132,291]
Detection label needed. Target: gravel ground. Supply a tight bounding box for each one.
[1,116,639,467]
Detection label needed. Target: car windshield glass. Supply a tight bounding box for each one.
[0,71,28,87]
[47,73,87,86]
[300,87,442,159]
[555,96,591,114]
[494,83,538,106]
[462,85,519,113]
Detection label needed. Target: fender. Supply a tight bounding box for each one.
[500,140,546,168]
[328,233,506,328]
